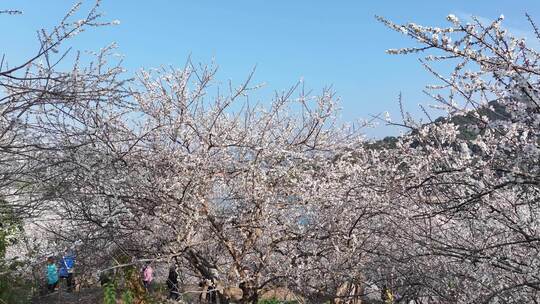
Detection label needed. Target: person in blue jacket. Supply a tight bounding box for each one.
[46,256,59,293]
[59,251,75,292]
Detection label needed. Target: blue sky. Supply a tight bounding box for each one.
[2,1,540,137]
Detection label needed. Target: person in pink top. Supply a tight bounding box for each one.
[142,262,154,292]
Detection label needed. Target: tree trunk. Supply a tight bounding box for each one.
[239,283,258,304]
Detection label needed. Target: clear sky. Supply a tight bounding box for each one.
[2,1,540,137]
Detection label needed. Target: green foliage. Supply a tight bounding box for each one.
[0,201,23,258]
[101,254,151,304]
[103,282,117,304]
[0,199,30,304]
[122,290,134,304]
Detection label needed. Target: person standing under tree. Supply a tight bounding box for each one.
[59,250,75,292]
[167,266,179,300]
[142,262,154,293]
[46,256,59,293]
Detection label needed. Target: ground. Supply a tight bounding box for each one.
[30,284,302,303]
[32,287,103,304]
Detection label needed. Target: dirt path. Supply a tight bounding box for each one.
[31,288,102,304]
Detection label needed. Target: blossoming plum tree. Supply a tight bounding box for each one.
[3,3,539,304]
[372,13,540,303]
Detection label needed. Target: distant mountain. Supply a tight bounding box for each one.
[367,101,510,149]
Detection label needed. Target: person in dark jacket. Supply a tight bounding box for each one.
[166,266,179,300]
[59,251,75,292]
